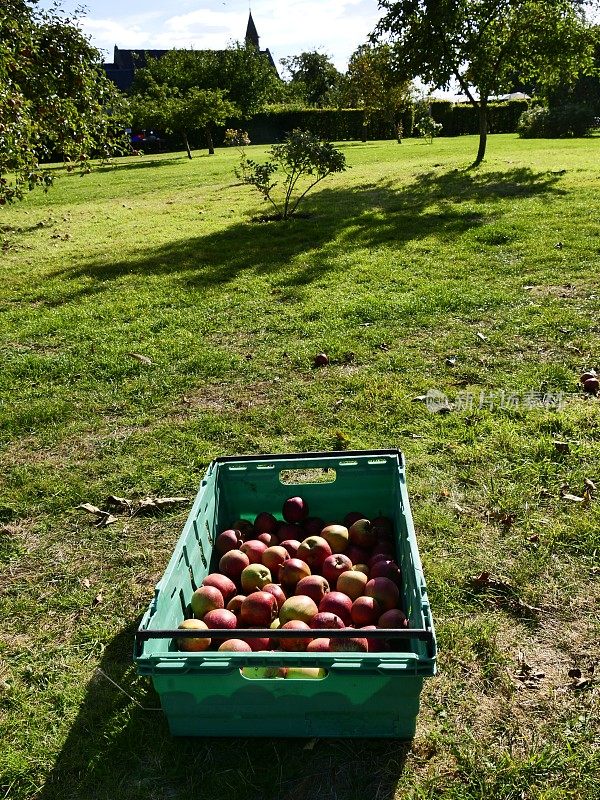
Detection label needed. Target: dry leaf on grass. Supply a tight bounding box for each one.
[126,352,152,365]
[105,495,133,512]
[76,504,118,527]
[131,497,190,516]
[469,571,542,615]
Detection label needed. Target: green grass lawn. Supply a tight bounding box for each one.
[1,134,599,800]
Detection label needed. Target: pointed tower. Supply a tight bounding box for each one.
[245,11,259,49]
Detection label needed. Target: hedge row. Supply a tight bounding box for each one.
[213,101,529,145]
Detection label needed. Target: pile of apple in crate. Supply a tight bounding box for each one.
[177,495,407,674]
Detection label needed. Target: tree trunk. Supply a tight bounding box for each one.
[183,132,192,160]
[205,126,215,155]
[361,109,368,142]
[473,101,488,167]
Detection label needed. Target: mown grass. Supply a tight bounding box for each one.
[1,134,599,800]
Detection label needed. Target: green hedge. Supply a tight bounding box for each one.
[429,101,529,135]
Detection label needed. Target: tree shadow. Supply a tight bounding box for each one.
[46,167,565,305]
[95,156,187,172]
[39,621,411,800]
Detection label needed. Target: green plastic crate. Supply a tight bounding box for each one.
[135,449,436,738]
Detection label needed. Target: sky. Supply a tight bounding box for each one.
[41,0,384,73]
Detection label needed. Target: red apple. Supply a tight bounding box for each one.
[262,583,286,611]
[262,545,290,573]
[329,636,368,653]
[190,586,224,618]
[203,608,237,629]
[370,540,396,559]
[176,619,211,652]
[239,591,278,627]
[346,544,370,566]
[321,524,349,553]
[240,563,272,593]
[295,575,330,604]
[226,594,246,619]
[257,531,279,547]
[232,519,254,539]
[246,637,272,652]
[349,518,378,549]
[336,570,368,600]
[360,625,386,652]
[343,511,365,528]
[322,553,353,586]
[297,536,332,570]
[219,549,250,582]
[377,608,409,629]
[309,612,344,630]
[279,538,301,558]
[351,596,382,626]
[368,552,391,569]
[283,496,309,523]
[365,577,400,611]
[303,516,326,536]
[306,637,330,652]
[318,591,353,625]
[279,558,311,589]
[279,620,313,652]
[216,529,243,556]
[240,539,268,564]
[279,595,318,624]
[370,559,402,587]
[218,639,252,652]
[277,522,302,541]
[202,573,237,603]
[372,516,394,536]
[254,511,278,534]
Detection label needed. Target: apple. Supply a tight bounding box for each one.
[360,625,386,652]
[349,518,377,549]
[245,637,272,651]
[279,595,318,624]
[306,638,330,652]
[226,594,246,619]
[279,538,301,558]
[377,608,409,629]
[313,352,329,367]
[284,667,326,679]
[352,563,370,577]
[176,619,211,652]
[295,575,330,604]
[322,553,353,586]
[343,511,365,528]
[254,511,278,534]
[318,591,353,625]
[216,528,243,556]
[370,541,396,560]
[297,536,332,570]
[371,516,394,536]
[368,552,391,569]
[257,531,279,547]
[203,608,237,630]
[240,591,278,626]
[190,586,224,618]
[232,519,254,539]
[218,639,252,652]
[241,664,283,679]
[277,522,302,541]
[240,539,268,564]
[351,596,382,626]
[202,573,237,603]
[279,620,313,651]
[303,516,326,536]
[370,559,402,586]
[329,636,368,653]
[321,524,349,553]
[219,549,250,582]
[309,612,344,630]
[282,496,309,523]
[365,577,400,611]
[346,544,370,566]
[336,570,368,600]
[262,582,287,611]
[262,545,290,573]
[240,563,272,593]
[279,558,311,589]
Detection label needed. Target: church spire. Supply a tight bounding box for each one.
[245,11,259,48]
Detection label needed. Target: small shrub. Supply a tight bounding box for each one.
[518,104,595,138]
[224,128,252,181]
[242,129,346,220]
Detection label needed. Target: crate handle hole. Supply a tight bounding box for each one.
[279,468,336,485]
[240,667,328,680]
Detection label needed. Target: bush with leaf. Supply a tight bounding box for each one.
[517,104,596,138]
[241,129,346,220]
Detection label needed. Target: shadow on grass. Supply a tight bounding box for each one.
[47,167,564,304]
[39,621,411,800]
[95,155,193,172]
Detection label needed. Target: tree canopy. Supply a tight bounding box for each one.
[374,0,598,165]
[279,51,343,107]
[0,0,130,204]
